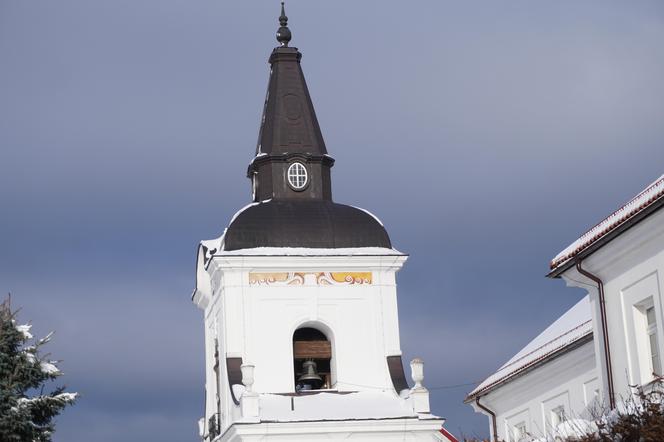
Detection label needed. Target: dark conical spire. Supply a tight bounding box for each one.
[247,3,332,202]
[222,5,392,251]
[276,2,292,47]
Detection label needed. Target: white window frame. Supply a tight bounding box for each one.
[542,391,570,433]
[646,305,661,376]
[583,377,601,407]
[513,421,527,442]
[622,273,663,387]
[632,298,662,382]
[287,162,308,190]
[504,409,530,442]
[550,405,566,427]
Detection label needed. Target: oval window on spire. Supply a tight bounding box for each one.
[287,162,308,190]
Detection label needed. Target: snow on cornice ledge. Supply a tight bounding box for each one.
[215,247,405,257]
[550,174,664,271]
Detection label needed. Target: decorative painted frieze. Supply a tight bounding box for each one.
[248,272,372,286]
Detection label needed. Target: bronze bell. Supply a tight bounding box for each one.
[297,360,323,389]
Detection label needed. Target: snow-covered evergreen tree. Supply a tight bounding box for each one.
[0,298,76,441]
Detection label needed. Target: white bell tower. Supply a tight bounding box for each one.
[192,4,450,441]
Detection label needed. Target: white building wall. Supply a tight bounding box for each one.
[194,253,414,437]
[562,208,664,403]
[471,182,664,441]
[212,260,403,394]
[475,340,597,441]
[602,251,664,397]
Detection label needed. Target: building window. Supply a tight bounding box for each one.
[512,421,527,442]
[287,162,308,190]
[505,409,529,442]
[583,378,601,407]
[623,274,661,386]
[646,306,662,376]
[543,391,570,433]
[293,327,332,391]
[551,405,566,427]
[632,297,662,383]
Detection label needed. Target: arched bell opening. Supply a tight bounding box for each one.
[293,327,332,391]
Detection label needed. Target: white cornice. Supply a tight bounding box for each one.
[217,416,444,440]
[208,254,408,272]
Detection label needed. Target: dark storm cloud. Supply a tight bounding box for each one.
[2,1,664,440]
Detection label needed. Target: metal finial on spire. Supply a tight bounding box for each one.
[279,2,288,26]
[276,2,292,47]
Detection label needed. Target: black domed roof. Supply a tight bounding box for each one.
[224,200,391,251]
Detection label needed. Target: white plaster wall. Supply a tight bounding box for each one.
[561,209,664,403]
[229,275,400,393]
[601,251,664,397]
[195,253,409,434]
[477,340,597,441]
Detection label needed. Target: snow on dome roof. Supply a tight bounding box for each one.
[222,200,392,251]
[550,174,664,271]
[216,246,403,256]
[466,296,592,400]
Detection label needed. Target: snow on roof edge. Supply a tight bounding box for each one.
[550,174,664,271]
[213,246,405,257]
[467,324,592,399]
[467,296,593,399]
[350,205,385,227]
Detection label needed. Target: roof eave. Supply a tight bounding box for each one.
[547,196,664,279]
[464,331,593,402]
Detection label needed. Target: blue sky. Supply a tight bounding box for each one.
[1,1,664,440]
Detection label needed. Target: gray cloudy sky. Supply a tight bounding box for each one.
[2,1,664,440]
